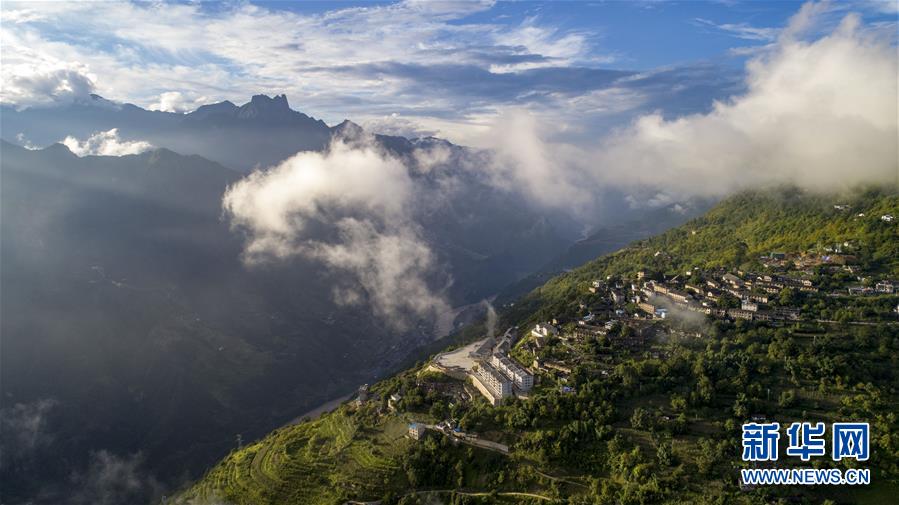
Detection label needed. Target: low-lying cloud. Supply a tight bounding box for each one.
[69,451,162,505]
[62,128,154,156]
[0,398,57,469]
[223,138,450,327]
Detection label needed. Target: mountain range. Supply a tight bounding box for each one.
[0,95,703,503]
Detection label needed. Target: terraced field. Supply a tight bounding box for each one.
[176,409,413,504]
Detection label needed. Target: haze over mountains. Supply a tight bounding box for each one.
[0,1,895,503]
[0,95,700,503]
[3,93,331,170]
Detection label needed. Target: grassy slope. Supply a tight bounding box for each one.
[177,187,899,505]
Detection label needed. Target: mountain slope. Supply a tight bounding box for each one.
[1,138,675,504]
[0,142,435,503]
[510,187,899,325]
[176,186,899,505]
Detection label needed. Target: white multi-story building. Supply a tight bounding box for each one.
[531,323,559,339]
[490,354,534,392]
[473,362,512,405]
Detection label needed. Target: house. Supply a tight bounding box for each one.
[881,214,895,223]
[876,281,895,294]
[531,323,558,339]
[637,301,657,316]
[355,384,370,406]
[741,300,759,312]
[388,393,403,412]
[408,423,427,440]
[727,309,755,320]
[833,204,850,211]
[544,361,573,375]
[666,289,690,304]
[848,286,873,296]
[723,273,743,287]
[748,293,769,304]
[685,284,703,295]
[774,307,801,321]
[573,324,608,340]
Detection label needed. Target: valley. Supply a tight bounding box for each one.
[176,188,899,505]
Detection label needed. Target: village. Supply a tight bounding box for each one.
[345,240,899,449]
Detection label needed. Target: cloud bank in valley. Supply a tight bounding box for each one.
[223,139,450,327]
[594,7,898,200]
[62,128,154,157]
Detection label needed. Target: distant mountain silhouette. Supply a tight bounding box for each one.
[1,94,332,170]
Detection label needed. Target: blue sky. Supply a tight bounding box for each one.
[1,1,896,145]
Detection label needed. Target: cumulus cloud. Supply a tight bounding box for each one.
[1,66,95,108]
[477,3,897,210]
[593,9,897,198]
[223,139,450,327]
[62,128,154,156]
[148,91,208,113]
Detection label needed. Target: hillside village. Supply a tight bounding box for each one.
[377,238,899,451]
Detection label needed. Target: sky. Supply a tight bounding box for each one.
[2,0,895,146]
[1,0,896,328]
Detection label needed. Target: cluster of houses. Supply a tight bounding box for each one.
[583,269,810,324]
[419,239,899,412]
[848,280,895,296]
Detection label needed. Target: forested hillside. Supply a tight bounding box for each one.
[512,187,899,325]
[178,187,899,505]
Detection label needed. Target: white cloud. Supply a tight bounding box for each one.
[1,65,96,108]
[594,9,898,198]
[222,139,450,327]
[476,4,897,211]
[62,129,154,157]
[0,0,599,124]
[148,91,207,113]
[694,18,779,42]
[362,113,437,138]
[481,109,593,212]
[70,451,162,505]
